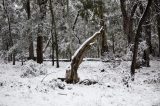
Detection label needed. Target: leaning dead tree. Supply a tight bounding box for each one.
[65,27,104,83]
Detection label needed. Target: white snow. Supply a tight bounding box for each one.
[0,60,160,106]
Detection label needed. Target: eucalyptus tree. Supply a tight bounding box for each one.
[154,0,160,57]
[77,0,108,56]
[2,0,13,61]
[37,0,48,64]
[24,0,35,60]
[120,0,138,44]
[49,0,59,67]
[131,0,153,79]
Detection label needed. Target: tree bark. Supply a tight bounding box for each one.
[155,0,160,57]
[49,0,59,67]
[26,0,35,60]
[13,51,16,65]
[2,0,14,62]
[143,7,151,67]
[158,16,160,57]
[67,0,73,61]
[49,0,55,66]
[145,10,152,54]
[100,0,108,55]
[37,33,43,64]
[131,0,153,79]
[65,27,103,83]
[37,0,48,64]
[120,0,138,44]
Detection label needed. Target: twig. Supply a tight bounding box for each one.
[41,71,56,82]
[58,93,67,95]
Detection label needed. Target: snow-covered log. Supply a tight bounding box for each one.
[65,27,104,83]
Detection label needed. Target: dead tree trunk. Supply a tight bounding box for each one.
[131,0,153,79]
[65,27,103,84]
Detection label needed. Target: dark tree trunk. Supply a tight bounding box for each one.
[37,35,43,64]
[51,35,55,66]
[120,0,130,43]
[158,17,160,57]
[155,0,160,57]
[143,7,151,67]
[13,51,16,65]
[26,0,31,19]
[37,0,48,64]
[49,0,55,66]
[2,0,14,62]
[49,0,59,67]
[112,34,115,54]
[26,0,35,60]
[55,29,59,68]
[29,38,34,60]
[131,0,153,79]
[120,0,138,44]
[100,0,108,55]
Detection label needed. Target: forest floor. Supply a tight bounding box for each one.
[0,60,160,106]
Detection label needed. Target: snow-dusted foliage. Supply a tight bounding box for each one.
[122,44,133,61]
[122,41,148,61]
[21,60,47,78]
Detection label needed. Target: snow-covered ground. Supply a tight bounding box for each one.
[0,60,160,106]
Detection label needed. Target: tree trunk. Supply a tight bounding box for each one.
[37,0,48,64]
[155,0,160,57]
[131,0,153,79]
[51,35,55,66]
[49,0,55,66]
[67,0,73,61]
[49,0,59,67]
[120,0,130,44]
[143,7,151,67]
[65,28,103,83]
[37,34,43,64]
[100,0,108,55]
[13,51,16,65]
[29,37,34,60]
[26,0,35,60]
[112,34,115,54]
[158,16,160,57]
[120,0,138,44]
[2,0,13,62]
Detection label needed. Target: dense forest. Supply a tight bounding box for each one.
[0,0,160,106]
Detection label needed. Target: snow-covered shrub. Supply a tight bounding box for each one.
[0,50,6,62]
[122,44,133,61]
[151,34,159,56]
[137,41,148,63]
[21,60,47,78]
[36,79,66,92]
[122,41,148,61]
[102,52,115,61]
